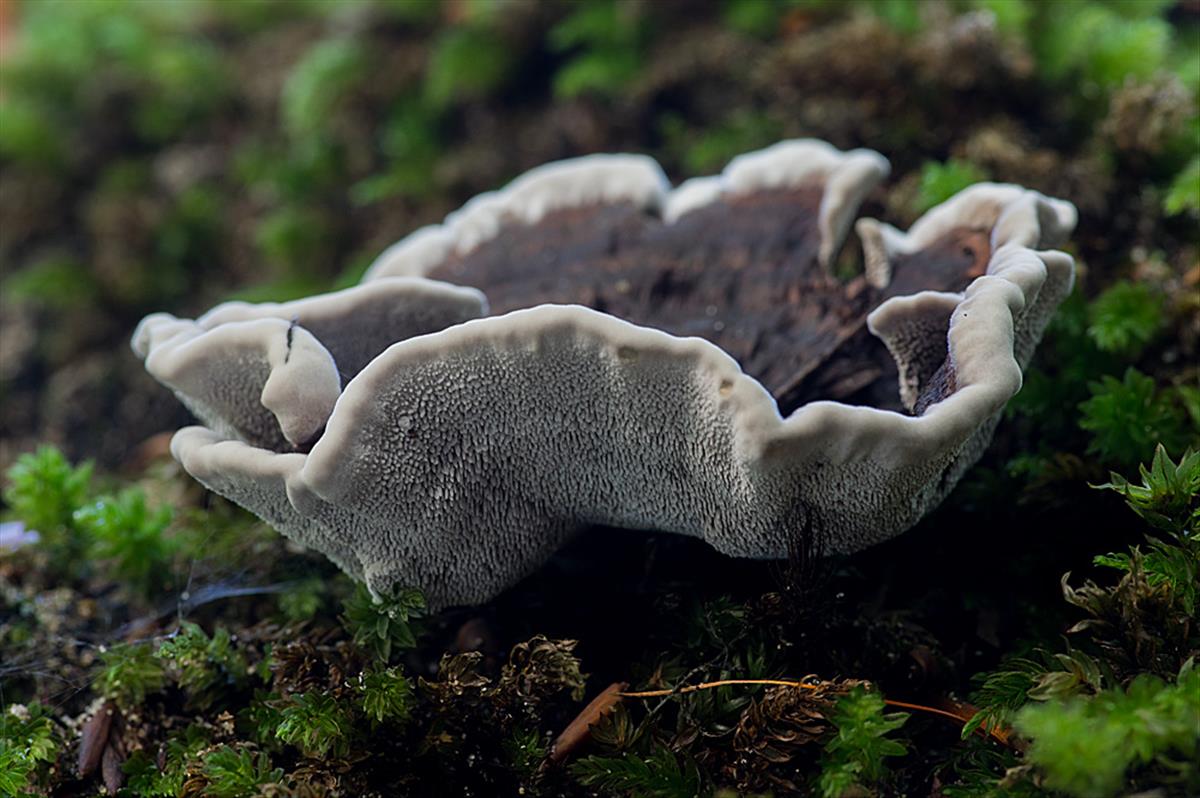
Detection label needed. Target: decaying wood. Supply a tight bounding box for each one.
[428,190,990,415]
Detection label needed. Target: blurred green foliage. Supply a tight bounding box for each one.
[0,0,229,167]
[1086,281,1164,355]
[74,489,178,599]
[283,38,369,139]
[1080,369,1191,469]
[427,25,515,106]
[96,642,167,709]
[1016,664,1200,798]
[1,0,1194,320]
[2,447,93,570]
[1163,156,1200,215]
[550,0,648,98]
[1,256,98,311]
[659,110,783,175]
[914,159,989,214]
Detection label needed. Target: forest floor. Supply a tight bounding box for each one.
[1,2,1198,796]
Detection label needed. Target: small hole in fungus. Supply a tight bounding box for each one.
[617,346,638,361]
[719,380,734,397]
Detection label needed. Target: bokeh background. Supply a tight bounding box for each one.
[0,0,1196,474]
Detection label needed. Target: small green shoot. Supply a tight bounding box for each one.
[156,622,250,711]
[274,691,353,758]
[0,704,58,795]
[200,745,284,798]
[3,446,93,565]
[1093,444,1200,535]
[571,746,704,798]
[95,643,166,709]
[356,666,415,725]
[341,584,426,662]
[817,686,908,798]
[74,489,178,598]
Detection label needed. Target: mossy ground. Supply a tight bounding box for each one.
[1,1,1198,796]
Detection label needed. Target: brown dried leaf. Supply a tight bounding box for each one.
[101,742,125,795]
[550,681,627,763]
[77,701,114,777]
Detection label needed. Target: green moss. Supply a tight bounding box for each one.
[1016,664,1200,798]
[356,666,415,725]
[914,159,988,214]
[1086,281,1164,355]
[95,643,166,709]
[1,0,229,165]
[156,622,252,711]
[1079,369,1191,468]
[1094,444,1200,536]
[571,746,705,798]
[864,0,925,34]
[1164,157,1200,217]
[350,98,444,205]
[426,26,515,107]
[275,576,327,622]
[253,204,339,280]
[722,0,786,37]
[341,584,426,663]
[817,686,908,798]
[970,0,1032,36]
[0,703,59,797]
[2,446,93,571]
[0,97,67,169]
[1033,3,1172,90]
[74,489,178,599]
[549,0,648,99]
[660,111,783,175]
[960,657,1046,739]
[282,38,369,139]
[274,691,354,758]
[1,257,100,311]
[200,745,284,797]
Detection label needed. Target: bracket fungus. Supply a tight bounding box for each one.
[134,139,1078,609]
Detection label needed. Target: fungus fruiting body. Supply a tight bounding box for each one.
[134,140,1077,608]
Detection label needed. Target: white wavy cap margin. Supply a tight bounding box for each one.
[362,138,891,280]
[169,239,1074,609]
